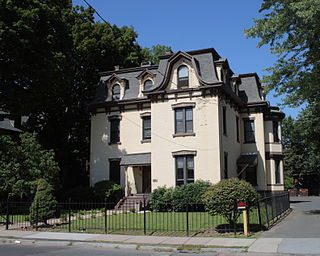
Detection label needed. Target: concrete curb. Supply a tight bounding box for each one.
[0,237,247,253]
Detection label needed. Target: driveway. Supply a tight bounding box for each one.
[262,196,320,238]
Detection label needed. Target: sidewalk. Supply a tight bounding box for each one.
[2,230,320,254]
[0,230,254,252]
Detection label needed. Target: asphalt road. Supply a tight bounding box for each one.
[262,196,320,238]
[0,244,301,256]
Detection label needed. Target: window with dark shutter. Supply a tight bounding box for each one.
[175,107,193,134]
[175,155,194,186]
[244,119,255,143]
[110,119,120,143]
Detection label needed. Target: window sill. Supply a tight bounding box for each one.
[173,133,196,138]
[108,142,121,145]
[141,139,151,144]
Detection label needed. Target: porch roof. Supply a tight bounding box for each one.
[120,153,151,166]
[236,153,258,167]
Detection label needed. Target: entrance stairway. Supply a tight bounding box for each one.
[115,194,150,211]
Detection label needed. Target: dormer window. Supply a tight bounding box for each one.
[177,65,189,89]
[112,84,120,100]
[144,79,153,91]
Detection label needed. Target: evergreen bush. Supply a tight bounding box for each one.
[29,179,59,226]
[149,186,174,211]
[93,180,124,202]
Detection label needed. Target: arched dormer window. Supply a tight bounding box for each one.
[112,84,120,100]
[144,79,153,91]
[177,65,189,89]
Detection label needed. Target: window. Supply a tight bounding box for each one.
[273,121,279,142]
[246,167,257,186]
[110,119,120,144]
[236,116,240,142]
[109,159,121,184]
[222,106,227,135]
[177,65,189,88]
[224,152,228,179]
[176,155,194,186]
[142,116,151,140]
[112,84,120,100]
[144,80,153,91]
[275,160,281,184]
[244,119,255,143]
[175,107,193,134]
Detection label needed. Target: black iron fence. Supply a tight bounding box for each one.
[0,192,290,236]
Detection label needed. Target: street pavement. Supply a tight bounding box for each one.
[0,196,319,255]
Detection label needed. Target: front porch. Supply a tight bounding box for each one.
[120,153,152,196]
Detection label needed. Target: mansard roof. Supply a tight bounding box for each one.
[91,48,267,108]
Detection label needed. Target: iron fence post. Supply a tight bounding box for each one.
[143,196,146,235]
[264,198,269,229]
[257,199,263,231]
[68,198,71,232]
[186,203,189,237]
[5,196,10,230]
[104,198,107,234]
[233,200,237,236]
[36,200,39,231]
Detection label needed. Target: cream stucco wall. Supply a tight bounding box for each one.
[240,113,267,190]
[90,107,151,187]
[151,95,221,189]
[219,100,241,179]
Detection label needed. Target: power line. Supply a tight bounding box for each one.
[82,0,111,27]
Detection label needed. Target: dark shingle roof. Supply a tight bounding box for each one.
[91,48,265,106]
[120,153,151,166]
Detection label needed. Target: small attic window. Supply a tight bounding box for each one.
[177,65,189,89]
[112,84,120,100]
[144,79,153,91]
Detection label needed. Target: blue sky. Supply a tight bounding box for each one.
[73,0,303,118]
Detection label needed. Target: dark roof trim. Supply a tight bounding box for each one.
[100,65,158,76]
[159,48,221,60]
[89,98,151,111]
[265,152,284,160]
[136,69,156,79]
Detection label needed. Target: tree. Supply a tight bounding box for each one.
[0,1,146,192]
[29,178,59,226]
[203,178,260,225]
[142,44,172,64]
[245,0,320,106]
[0,133,59,199]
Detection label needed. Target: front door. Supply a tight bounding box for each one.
[142,166,151,193]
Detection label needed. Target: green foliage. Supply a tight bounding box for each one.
[171,180,211,211]
[93,180,124,202]
[0,1,147,193]
[150,181,211,211]
[203,178,260,225]
[0,133,60,199]
[245,0,320,106]
[29,179,59,225]
[149,186,174,211]
[142,44,172,64]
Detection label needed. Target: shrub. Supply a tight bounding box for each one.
[93,180,124,202]
[149,186,174,211]
[29,179,59,226]
[171,180,211,211]
[203,178,260,225]
[63,186,95,201]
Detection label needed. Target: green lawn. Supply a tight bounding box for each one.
[56,209,263,235]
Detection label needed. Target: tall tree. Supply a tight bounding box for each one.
[245,0,320,106]
[0,1,145,192]
[142,44,172,64]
